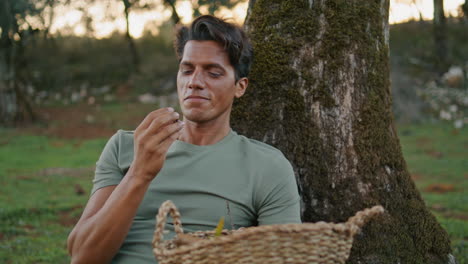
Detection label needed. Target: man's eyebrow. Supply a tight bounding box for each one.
[180,61,193,66]
[204,63,226,71]
[180,61,226,72]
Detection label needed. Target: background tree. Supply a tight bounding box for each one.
[163,0,181,24]
[36,0,66,40]
[191,0,240,16]
[0,0,43,125]
[119,0,242,73]
[232,0,455,263]
[119,0,175,72]
[460,0,468,21]
[121,0,141,72]
[433,0,447,74]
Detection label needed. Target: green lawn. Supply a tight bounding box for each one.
[0,129,107,263]
[398,123,467,263]
[0,123,466,263]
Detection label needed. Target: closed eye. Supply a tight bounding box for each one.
[209,72,222,78]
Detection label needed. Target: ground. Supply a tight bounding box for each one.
[0,101,466,263]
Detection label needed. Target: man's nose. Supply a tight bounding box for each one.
[188,70,205,90]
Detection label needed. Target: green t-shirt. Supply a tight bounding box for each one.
[92,129,301,263]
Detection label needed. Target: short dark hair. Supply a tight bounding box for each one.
[174,15,253,82]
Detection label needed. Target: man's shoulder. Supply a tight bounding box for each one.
[112,129,134,142]
[106,129,134,152]
[115,129,134,136]
[234,134,297,196]
[234,133,289,164]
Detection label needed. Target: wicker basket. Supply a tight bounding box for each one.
[152,200,384,264]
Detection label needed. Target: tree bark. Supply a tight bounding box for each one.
[122,0,140,72]
[433,0,447,74]
[232,0,454,263]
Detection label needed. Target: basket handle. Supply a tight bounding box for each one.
[152,200,184,247]
[345,205,384,236]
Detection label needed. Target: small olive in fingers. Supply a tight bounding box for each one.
[173,112,182,123]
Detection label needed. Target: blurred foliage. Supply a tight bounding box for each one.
[192,0,240,16]
[417,80,467,128]
[390,18,468,76]
[389,18,468,126]
[24,27,179,105]
[0,0,244,125]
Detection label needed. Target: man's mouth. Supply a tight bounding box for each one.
[184,95,210,101]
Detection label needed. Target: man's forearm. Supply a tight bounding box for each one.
[69,108,182,263]
[68,169,152,264]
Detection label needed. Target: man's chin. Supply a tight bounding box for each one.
[182,111,209,124]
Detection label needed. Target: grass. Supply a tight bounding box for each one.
[0,119,466,263]
[0,130,107,263]
[398,123,468,263]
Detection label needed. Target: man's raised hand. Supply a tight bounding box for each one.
[131,107,184,182]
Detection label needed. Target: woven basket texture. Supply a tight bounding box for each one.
[153,200,384,264]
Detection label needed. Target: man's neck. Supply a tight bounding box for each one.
[178,119,231,146]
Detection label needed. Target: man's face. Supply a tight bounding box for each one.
[177,40,247,124]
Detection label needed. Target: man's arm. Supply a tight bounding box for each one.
[67,171,151,264]
[67,107,184,264]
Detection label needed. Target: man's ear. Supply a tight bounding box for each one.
[234,77,248,98]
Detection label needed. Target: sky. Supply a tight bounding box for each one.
[46,0,465,39]
[389,0,464,24]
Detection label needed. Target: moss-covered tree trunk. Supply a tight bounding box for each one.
[232,0,454,263]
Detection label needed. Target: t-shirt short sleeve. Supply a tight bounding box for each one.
[91,131,125,195]
[255,154,302,225]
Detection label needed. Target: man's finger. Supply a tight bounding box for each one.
[144,121,184,149]
[157,130,182,154]
[146,111,180,135]
[135,107,174,134]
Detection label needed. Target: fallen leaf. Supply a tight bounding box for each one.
[425,150,443,159]
[58,210,80,227]
[16,175,33,180]
[430,204,446,211]
[415,137,431,147]
[22,224,35,231]
[425,183,455,193]
[74,184,86,195]
[50,141,65,147]
[73,141,83,148]
[214,217,225,237]
[411,173,423,180]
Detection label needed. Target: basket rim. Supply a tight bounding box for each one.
[154,221,352,257]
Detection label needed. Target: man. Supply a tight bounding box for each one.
[67,15,301,264]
